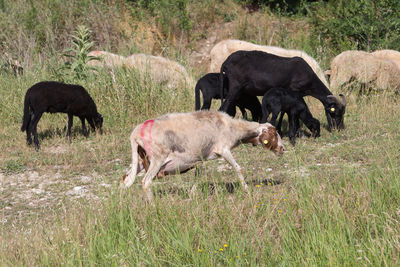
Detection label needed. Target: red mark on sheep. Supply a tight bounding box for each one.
[140,119,154,157]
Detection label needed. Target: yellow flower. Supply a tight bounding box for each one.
[284,198,287,202]
[278,209,283,213]
[198,249,202,252]
[236,256,239,259]
[219,248,224,251]
[256,184,260,187]
[243,252,247,256]
[255,205,258,208]
[214,250,217,253]
[224,244,228,248]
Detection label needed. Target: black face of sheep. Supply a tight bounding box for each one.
[21,81,103,150]
[326,94,346,130]
[89,113,104,132]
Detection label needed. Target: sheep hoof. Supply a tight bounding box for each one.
[290,138,296,146]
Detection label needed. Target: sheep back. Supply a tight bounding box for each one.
[209,39,329,87]
[25,81,99,116]
[330,50,400,91]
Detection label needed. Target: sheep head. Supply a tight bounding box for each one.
[326,94,347,130]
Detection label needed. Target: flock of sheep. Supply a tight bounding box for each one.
[20,39,400,202]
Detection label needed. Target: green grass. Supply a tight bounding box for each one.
[1,0,400,265]
[1,65,400,266]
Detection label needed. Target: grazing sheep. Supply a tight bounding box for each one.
[87,50,126,68]
[87,50,195,89]
[124,53,195,89]
[330,50,400,91]
[122,110,285,202]
[261,87,320,145]
[209,39,329,87]
[372,49,400,70]
[195,73,262,121]
[219,50,347,131]
[21,81,103,150]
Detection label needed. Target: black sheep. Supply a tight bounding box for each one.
[261,87,320,145]
[194,73,262,121]
[219,50,346,131]
[21,81,103,150]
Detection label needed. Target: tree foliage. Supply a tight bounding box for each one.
[305,0,400,52]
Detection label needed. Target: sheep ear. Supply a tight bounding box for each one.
[327,95,345,108]
[339,94,347,106]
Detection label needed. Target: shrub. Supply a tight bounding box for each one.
[305,0,400,52]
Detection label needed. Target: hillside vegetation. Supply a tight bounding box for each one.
[1,0,400,265]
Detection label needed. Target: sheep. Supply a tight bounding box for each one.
[209,39,329,87]
[21,81,103,150]
[86,51,195,89]
[121,110,285,202]
[219,50,347,131]
[329,50,400,91]
[87,50,126,68]
[261,87,320,145]
[372,49,400,70]
[195,73,262,121]
[124,53,195,89]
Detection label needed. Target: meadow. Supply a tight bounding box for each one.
[1,0,400,266]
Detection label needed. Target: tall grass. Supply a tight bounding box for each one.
[1,0,400,265]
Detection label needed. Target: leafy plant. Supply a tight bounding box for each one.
[305,0,400,52]
[60,25,100,80]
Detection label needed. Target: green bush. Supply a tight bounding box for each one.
[306,0,400,52]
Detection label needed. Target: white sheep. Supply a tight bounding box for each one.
[372,49,400,70]
[330,50,400,91]
[87,50,126,68]
[209,39,329,87]
[124,53,195,89]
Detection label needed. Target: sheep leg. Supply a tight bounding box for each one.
[30,112,43,151]
[141,158,165,203]
[67,114,73,138]
[276,112,285,136]
[260,99,270,123]
[26,113,34,145]
[79,116,88,137]
[219,149,248,190]
[269,112,280,126]
[288,113,297,146]
[201,96,212,110]
[239,106,248,120]
[220,84,240,114]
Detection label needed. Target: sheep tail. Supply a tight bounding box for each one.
[194,81,201,110]
[21,93,30,132]
[122,133,139,188]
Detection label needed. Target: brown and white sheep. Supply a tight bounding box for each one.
[330,50,400,91]
[122,110,285,202]
[209,39,329,87]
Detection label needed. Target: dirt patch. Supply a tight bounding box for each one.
[0,168,112,227]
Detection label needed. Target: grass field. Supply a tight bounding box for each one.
[1,0,400,265]
[1,65,400,265]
